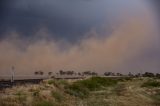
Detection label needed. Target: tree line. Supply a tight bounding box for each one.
[34,70,160,78]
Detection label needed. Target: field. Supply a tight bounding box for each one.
[0,77,160,106]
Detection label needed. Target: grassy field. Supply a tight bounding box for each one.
[0,77,160,106]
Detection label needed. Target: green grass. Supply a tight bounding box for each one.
[65,77,118,98]
[48,79,69,89]
[47,80,55,85]
[32,90,40,97]
[76,77,118,90]
[51,90,64,102]
[33,100,56,106]
[141,80,160,88]
[65,80,90,98]
[14,91,27,104]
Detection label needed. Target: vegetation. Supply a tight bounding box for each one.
[141,80,160,87]
[33,100,56,106]
[51,90,64,102]
[0,77,160,106]
[65,77,118,98]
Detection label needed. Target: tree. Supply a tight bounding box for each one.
[91,72,98,76]
[39,71,44,75]
[116,73,123,76]
[78,72,81,76]
[34,71,39,75]
[156,73,160,78]
[104,72,109,76]
[128,72,134,77]
[48,72,52,76]
[142,72,155,77]
[66,70,74,75]
[83,71,92,76]
[104,72,115,76]
[59,70,65,75]
[135,73,141,77]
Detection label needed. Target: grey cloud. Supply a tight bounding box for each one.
[0,0,159,75]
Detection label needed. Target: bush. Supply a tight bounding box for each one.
[47,80,55,85]
[15,91,27,104]
[51,91,64,102]
[142,72,155,77]
[33,100,56,106]
[65,82,89,98]
[65,77,118,98]
[33,90,40,97]
[141,80,160,87]
[156,73,160,78]
[48,79,68,89]
[82,77,117,90]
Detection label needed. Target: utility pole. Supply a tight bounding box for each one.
[11,66,15,83]
[140,69,143,77]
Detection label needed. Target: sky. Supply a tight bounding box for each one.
[0,0,160,75]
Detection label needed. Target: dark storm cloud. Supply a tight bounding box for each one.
[0,0,110,41]
[0,0,159,41]
[0,0,159,75]
[0,15,158,75]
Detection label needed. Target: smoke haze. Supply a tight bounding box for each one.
[0,0,159,75]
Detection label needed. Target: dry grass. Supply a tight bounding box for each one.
[0,77,160,106]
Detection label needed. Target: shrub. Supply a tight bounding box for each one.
[47,80,55,85]
[57,80,69,86]
[33,100,56,106]
[65,77,118,98]
[79,77,118,91]
[142,72,155,77]
[15,91,27,103]
[123,77,133,81]
[65,81,89,98]
[141,80,160,87]
[51,91,64,102]
[33,90,40,97]
[156,73,160,78]
[48,79,68,88]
